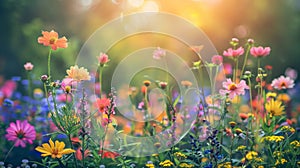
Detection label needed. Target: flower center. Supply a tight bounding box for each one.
[49,37,57,44]
[280,82,287,88]
[16,130,25,139]
[228,83,237,91]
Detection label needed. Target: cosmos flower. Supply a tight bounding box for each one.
[37,30,68,50]
[271,75,294,90]
[66,65,91,82]
[24,62,34,71]
[5,120,36,147]
[219,79,249,99]
[250,46,271,58]
[265,99,284,117]
[35,139,75,159]
[211,55,223,65]
[223,47,244,58]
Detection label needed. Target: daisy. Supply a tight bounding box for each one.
[35,139,75,159]
[271,75,294,90]
[219,79,249,99]
[5,120,36,147]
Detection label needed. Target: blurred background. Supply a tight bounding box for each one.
[0,0,300,81]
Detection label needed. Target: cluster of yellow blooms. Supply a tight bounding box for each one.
[261,135,285,143]
[280,125,296,133]
[159,160,174,167]
[275,158,287,166]
[236,145,246,151]
[245,151,258,160]
[174,152,187,160]
[290,140,300,148]
[145,163,155,168]
[178,163,194,168]
[217,162,232,168]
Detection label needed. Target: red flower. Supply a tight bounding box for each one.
[38,30,68,50]
[95,98,110,113]
[99,150,120,158]
[239,113,248,120]
[76,148,90,161]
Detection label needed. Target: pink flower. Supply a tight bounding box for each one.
[271,75,294,90]
[5,120,36,147]
[61,78,76,93]
[24,62,34,71]
[219,79,249,99]
[223,47,244,58]
[153,47,166,59]
[0,80,17,98]
[223,63,233,75]
[97,52,110,65]
[211,55,223,65]
[250,46,271,58]
[285,68,297,80]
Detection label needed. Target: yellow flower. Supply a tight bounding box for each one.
[266,92,277,99]
[66,65,91,82]
[145,163,155,168]
[280,126,295,133]
[35,139,75,159]
[179,163,194,168]
[236,145,246,151]
[174,152,187,160]
[201,157,208,162]
[245,151,258,160]
[277,93,290,102]
[261,136,285,143]
[275,158,287,166]
[265,99,284,117]
[159,160,174,167]
[258,166,264,168]
[217,162,232,168]
[273,151,282,157]
[290,140,300,148]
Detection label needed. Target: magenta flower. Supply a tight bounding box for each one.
[24,62,34,71]
[250,46,271,58]
[5,120,36,147]
[153,47,166,59]
[219,79,249,99]
[97,52,110,65]
[211,55,223,65]
[271,75,295,90]
[223,47,244,58]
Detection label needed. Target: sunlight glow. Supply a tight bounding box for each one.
[141,1,159,12]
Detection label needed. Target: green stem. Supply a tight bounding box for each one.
[234,59,239,82]
[99,66,103,98]
[68,135,78,168]
[47,49,52,80]
[57,158,65,168]
[4,144,14,162]
[241,45,251,77]
[247,78,254,114]
[27,71,33,98]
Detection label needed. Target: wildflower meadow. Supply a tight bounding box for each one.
[1,1,300,168]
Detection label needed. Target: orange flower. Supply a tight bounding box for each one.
[239,113,248,120]
[38,30,68,50]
